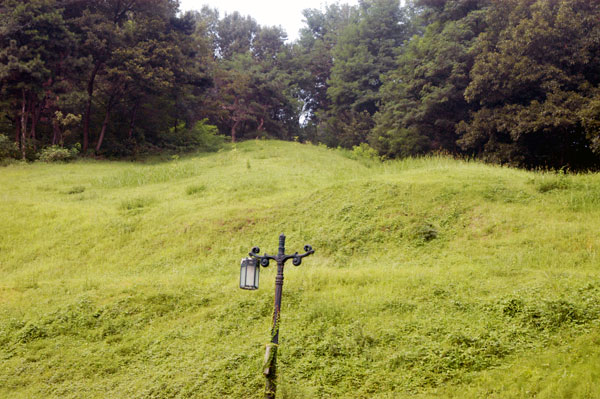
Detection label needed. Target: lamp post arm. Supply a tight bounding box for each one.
[248,251,277,267]
[282,247,315,266]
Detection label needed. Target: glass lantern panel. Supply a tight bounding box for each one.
[240,258,247,288]
[240,258,259,290]
[248,259,260,289]
[246,262,255,287]
[253,260,259,288]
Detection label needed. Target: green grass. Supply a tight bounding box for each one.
[0,140,599,398]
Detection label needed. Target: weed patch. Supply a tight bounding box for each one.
[186,184,206,195]
[65,186,86,195]
[119,196,156,211]
[532,174,571,193]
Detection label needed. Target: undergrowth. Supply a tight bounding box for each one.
[0,140,599,398]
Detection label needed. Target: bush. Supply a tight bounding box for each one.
[342,143,382,163]
[0,134,17,160]
[160,119,224,153]
[38,145,79,163]
[189,119,224,152]
[351,143,381,160]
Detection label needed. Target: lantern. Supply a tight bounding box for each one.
[240,257,259,290]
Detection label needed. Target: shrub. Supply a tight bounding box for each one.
[351,143,381,160]
[160,119,224,153]
[342,143,382,163]
[415,222,439,242]
[189,119,225,152]
[38,145,79,163]
[0,134,17,160]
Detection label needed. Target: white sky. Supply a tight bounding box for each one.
[178,1,361,42]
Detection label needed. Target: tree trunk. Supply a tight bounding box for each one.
[20,89,28,160]
[29,99,43,151]
[128,100,139,140]
[52,117,61,146]
[15,114,21,145]
[95,97,114,153]
[83,63,101,153]
[258,117,264,132]
[31,116,37,151]
[231,119,240,143]
[230,97,240,143]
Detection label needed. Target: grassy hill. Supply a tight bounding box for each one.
[1,140,599,398]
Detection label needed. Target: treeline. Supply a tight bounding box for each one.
[1,0,600,169]
[0,0,212,160]
[302,0,600,169]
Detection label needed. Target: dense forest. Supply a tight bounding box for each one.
[1,0,600,169]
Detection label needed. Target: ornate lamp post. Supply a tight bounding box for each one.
[241,233,314,399]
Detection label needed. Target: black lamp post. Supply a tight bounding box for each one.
[240,233,314,399]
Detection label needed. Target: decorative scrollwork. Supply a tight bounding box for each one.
[248,240,314,269]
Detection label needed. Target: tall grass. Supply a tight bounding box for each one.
[0,140,599,398]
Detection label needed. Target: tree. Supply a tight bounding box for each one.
[0,0,78,158]
[372,0,489,158]
[70,0,210,154]
[194,10,300,142]
[0,0,212,157]
[253,25,287,61]
[293,3,356,132]
[322,0,411,148]
[458,0,600,168]
[216,12,259,59]
[203,49,299,142]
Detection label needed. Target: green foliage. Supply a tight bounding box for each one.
[533,174,571,193]
[1,0,599,169]
[0,0,213,156]
[186,184,207,195]
[373,3,488,157]
[0,134,17,160]
[320,109,374,148]
[1,141,599,398]
[350,142,380,161]
[201,47,300,142]
[322,0,411,147]
[119,196,156,211]
[369,126,430,158]
[294,3,356,130]
[188,120,225,152]
[369,0,600,169]
[457,0,600,169]
[37,145,79,163]
[414,222,439,242]
[54,111,82,144]
[0,141,600,397]
[160,120,224,152]
[216,12,259,59]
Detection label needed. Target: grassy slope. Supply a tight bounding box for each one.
[0,140,599,398]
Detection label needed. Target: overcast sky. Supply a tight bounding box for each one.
[178,1,361,42]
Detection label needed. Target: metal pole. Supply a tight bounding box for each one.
[265,234,285,399]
